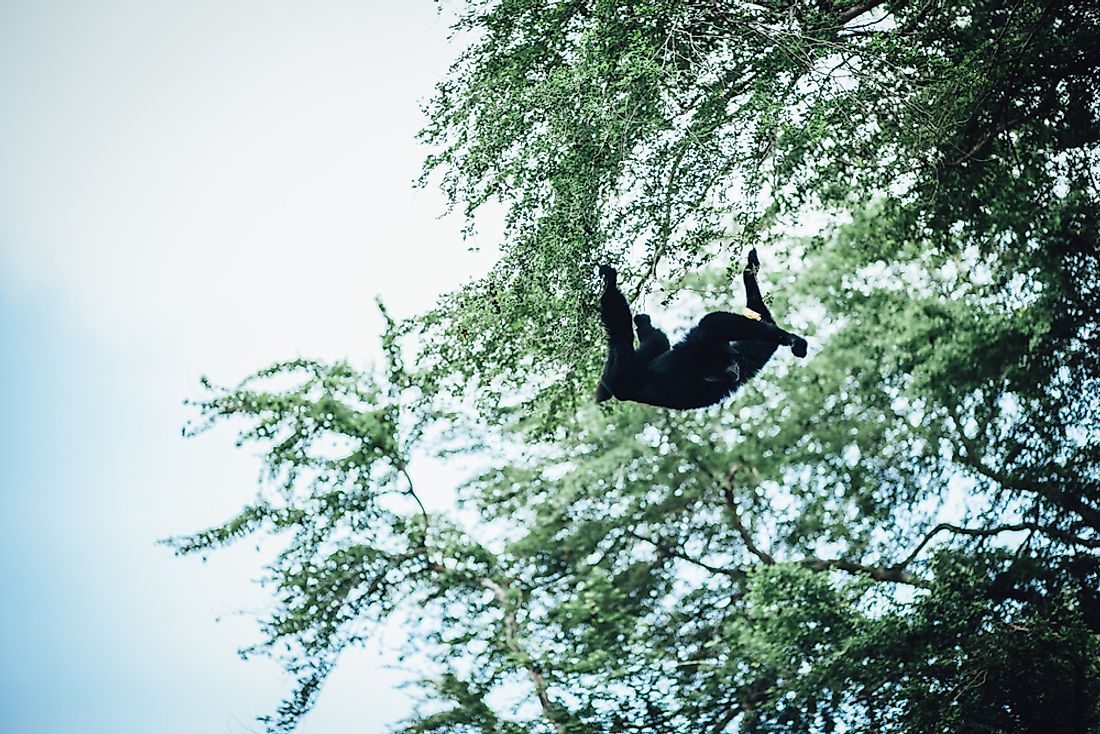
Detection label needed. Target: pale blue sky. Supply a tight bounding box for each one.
[0,2,498,731]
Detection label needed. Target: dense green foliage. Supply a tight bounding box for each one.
[167,1,1099,732]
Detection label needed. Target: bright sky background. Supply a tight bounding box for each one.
[0,2,501,731]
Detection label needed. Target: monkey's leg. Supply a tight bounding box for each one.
[596,265,637,402]
[634,314,670,363]
[689,311,807,357]
[598,265,634,358]
[742,248,774,322]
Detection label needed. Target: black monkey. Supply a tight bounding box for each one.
[595,249,807,410]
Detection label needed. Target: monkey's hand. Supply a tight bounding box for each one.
[598,265,617,286]
[747,247,760,270]
[791,336,808,358]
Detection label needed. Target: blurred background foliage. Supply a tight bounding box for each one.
[168,1,1100,731]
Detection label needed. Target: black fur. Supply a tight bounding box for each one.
[596,250,807,410]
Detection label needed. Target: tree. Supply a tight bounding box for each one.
[166,1,1100,732]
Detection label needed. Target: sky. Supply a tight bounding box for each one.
[0,2,501,732]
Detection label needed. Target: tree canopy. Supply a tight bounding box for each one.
[166,1,1100,732]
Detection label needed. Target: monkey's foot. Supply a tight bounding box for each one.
[790,335,808,358]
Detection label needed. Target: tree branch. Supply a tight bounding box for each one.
[836,0,886,26]
[721,484,776,565]
[946,114,1025,166]
[947,405,1100,531]
[681,438,925,586]
[418,555,566,731]
[896,521,1100,570]
[479,578,566,734]
[398,465,430,541]
[799,557,927,586]
[676,441,776,566]
[627,528,747,578]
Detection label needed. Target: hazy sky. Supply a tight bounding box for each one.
[0,2,500,731]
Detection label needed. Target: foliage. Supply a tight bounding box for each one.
[168,1,1100,732]
[417,0,1100,422]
